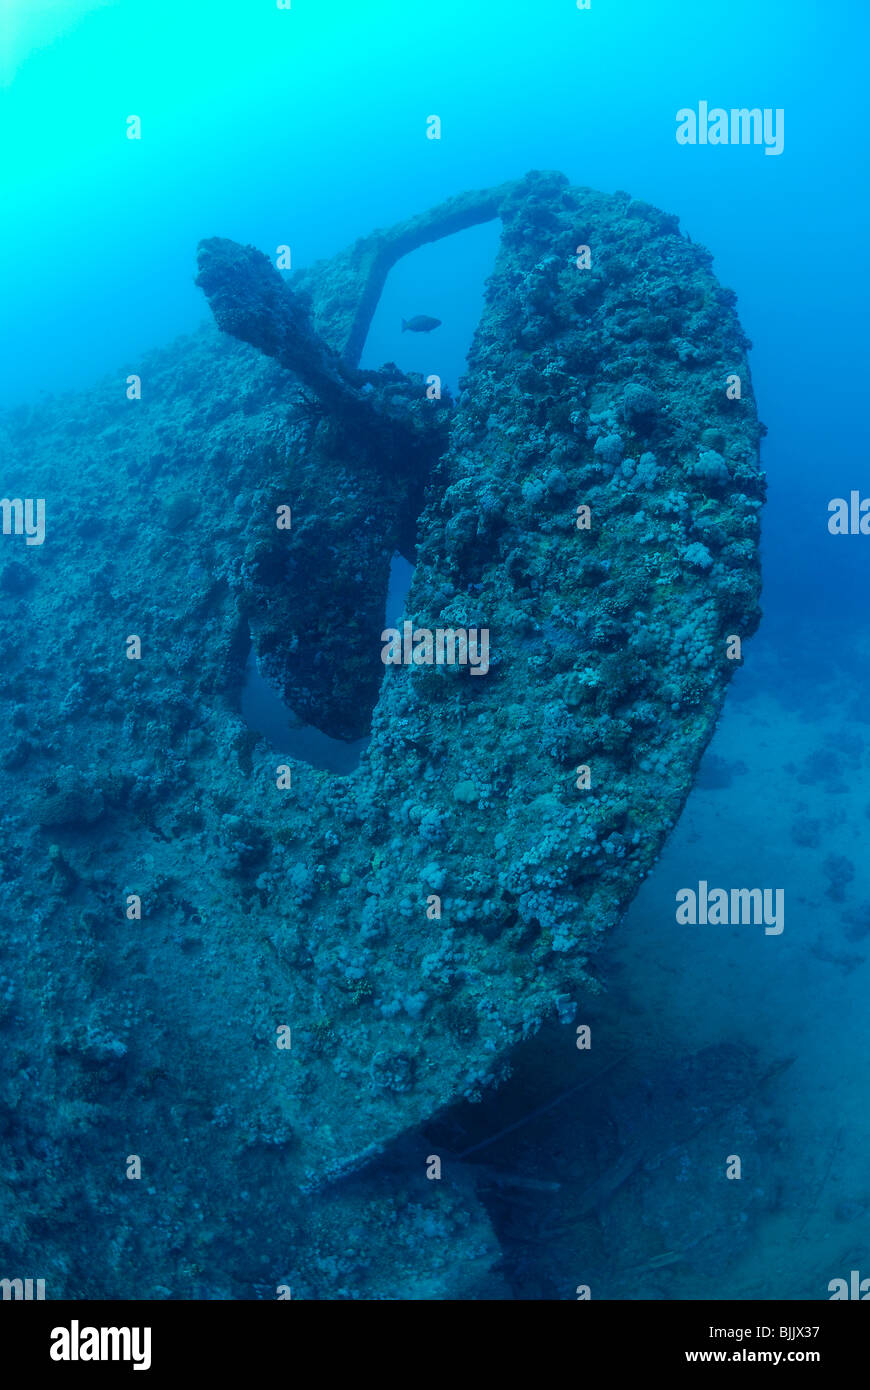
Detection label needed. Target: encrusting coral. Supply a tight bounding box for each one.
[0,171,764,1297]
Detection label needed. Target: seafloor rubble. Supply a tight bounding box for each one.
[0,171,765,1297]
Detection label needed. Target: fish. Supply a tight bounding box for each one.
[401,314,442,333]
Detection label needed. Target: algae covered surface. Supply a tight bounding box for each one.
[0,171,765,1298]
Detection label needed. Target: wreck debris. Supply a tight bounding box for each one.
[0,170,765,1296]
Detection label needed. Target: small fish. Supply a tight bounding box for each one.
[402,314,442,334]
